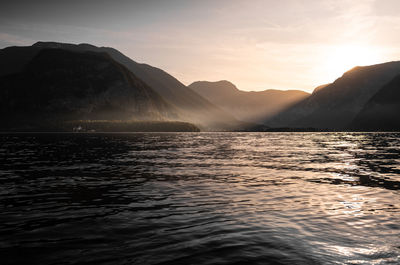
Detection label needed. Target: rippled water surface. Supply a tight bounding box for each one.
[1,132,400,265]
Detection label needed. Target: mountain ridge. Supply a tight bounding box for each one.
[189,80,309,123]
[0,48,178,130]
[266,61,400,129]
[2,41,400,131]
[0,41,239,130]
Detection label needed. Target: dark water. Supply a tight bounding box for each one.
[1,132,400,265]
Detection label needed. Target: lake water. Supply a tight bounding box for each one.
[1,132,400,265]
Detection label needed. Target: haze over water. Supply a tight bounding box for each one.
[1,132,400,264]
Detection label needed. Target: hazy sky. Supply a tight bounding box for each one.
[1,0,400,92]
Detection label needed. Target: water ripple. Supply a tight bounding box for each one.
[0,132,399,264]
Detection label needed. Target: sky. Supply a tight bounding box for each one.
[1,0,400,92]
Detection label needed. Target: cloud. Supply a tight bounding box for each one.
[372,0,400,17]
[0,32,33,46]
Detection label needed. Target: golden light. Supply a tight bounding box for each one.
[322,44,383,82]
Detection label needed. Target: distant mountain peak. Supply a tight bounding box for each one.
[189,80,309,123]
[214,80,238,87]
[189,80,239,93]
[32,41,97,50]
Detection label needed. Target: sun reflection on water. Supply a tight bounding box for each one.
[0,132,399,264]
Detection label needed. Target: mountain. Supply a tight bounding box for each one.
[351,74,400,131]
[0,48,178,130]
[93,45,238,129]
[0,41,237,129]
[189,80,309,123]
[312,83,330,94]
[267,61,400,129]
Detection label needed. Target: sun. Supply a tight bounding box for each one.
[323,44,383,82]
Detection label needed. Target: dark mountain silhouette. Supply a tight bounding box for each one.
[189,80,309,123]
[3,42,399,131]
[267,61,400,129]
[0,45,43,76]
[0,48,178,130]
[0,41,238,129]
[312,83,330,94]
[351,74,400,131]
